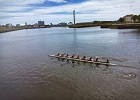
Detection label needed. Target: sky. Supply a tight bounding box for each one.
[0,0,140,25]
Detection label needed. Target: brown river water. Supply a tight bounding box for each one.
[0,27,140,100]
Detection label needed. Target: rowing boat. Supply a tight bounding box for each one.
[48,55,117,66]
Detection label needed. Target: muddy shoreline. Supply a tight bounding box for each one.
[0,27,24,33]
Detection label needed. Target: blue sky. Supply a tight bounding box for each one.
[0,0,140,25]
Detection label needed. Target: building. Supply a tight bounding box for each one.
[25,22,27,26]
[5,23,13,27]
[123,14,134,22]
[33,23,39,28]
[38,21,45,26]
[16,24,20,27]
[68,22,73,25]
[50,23,53,26]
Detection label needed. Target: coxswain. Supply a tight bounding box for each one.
[106,59,109,63]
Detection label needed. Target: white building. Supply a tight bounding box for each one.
[33,23,39,28]
[123,14,134,22]
[16,24,20,27]
[38,21,45,26]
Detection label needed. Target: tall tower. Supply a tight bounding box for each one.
[73,10,75,25]
[25,22,27,26]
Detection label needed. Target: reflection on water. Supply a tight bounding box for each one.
[0,27,140,100]
[119,29,140,34]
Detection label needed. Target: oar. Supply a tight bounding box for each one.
[61,63,68,66]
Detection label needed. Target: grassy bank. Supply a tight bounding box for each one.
[68,22,100,28]
[0,27,24,33]
[101,23,140,29]
[68,21,140,29]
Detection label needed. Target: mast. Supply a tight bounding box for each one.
[73,10,75,25]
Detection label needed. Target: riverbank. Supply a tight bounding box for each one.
[0,26,51,33]
[1,23,140,33]
[68,23,100,28]
[0,27,25,33]
[101,23,140,29]
[68,22,140,29]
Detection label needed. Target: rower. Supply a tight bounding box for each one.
[56,53,60,56]
[88,57,93,61]
[66,54,69,58]
[76,55,80,59]
[71,54,75,58]
[82,56,87,60]
[60,53,65,57]
[95,56,99,62]
[106,59,109,63]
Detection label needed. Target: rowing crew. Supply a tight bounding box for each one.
[56,53,109,63]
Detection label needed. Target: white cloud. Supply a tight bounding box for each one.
[0,0,46,7]
[0,0,66,7]
[48,0,67,3]
[0,6,31,12]
[0,0,140,25]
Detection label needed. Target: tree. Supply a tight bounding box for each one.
[118,17,124,22]
[131,15,137,23]
[137,14,140,22]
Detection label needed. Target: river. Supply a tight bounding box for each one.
[0,27,140,100]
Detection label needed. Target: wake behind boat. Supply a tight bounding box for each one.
[48,54,117,66]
